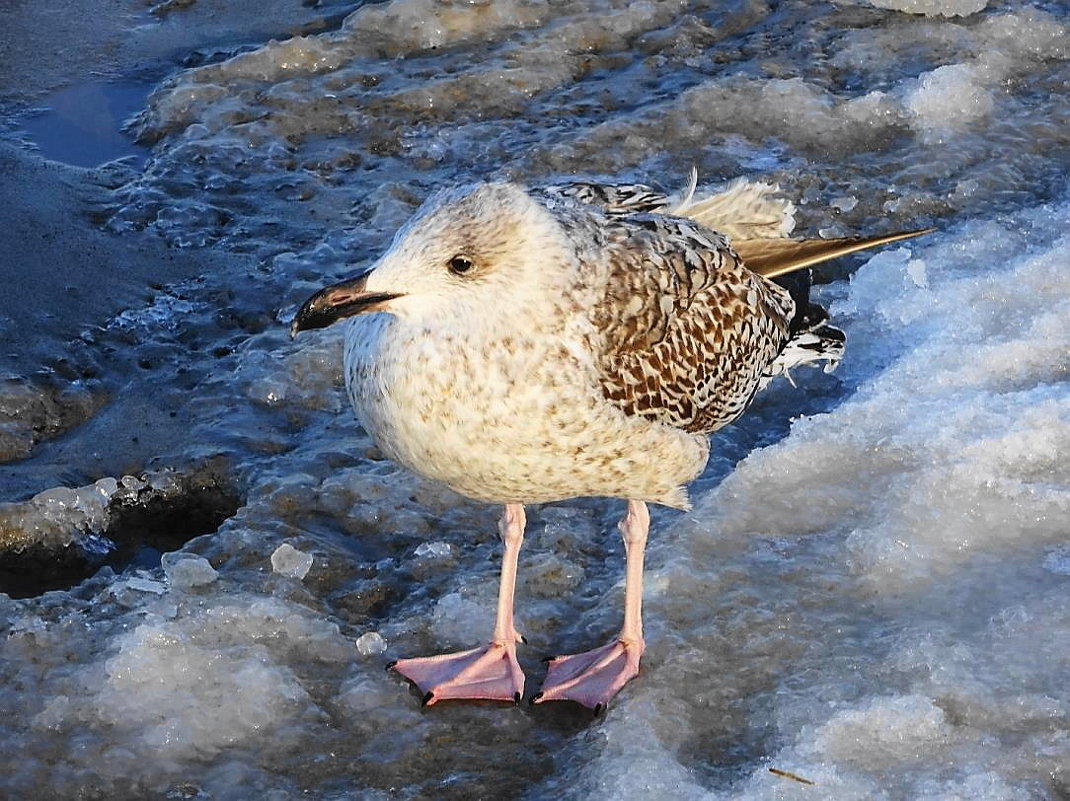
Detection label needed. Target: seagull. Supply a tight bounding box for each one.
[291,174,929,711]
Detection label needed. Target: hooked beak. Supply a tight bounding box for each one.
[290,273,400,338]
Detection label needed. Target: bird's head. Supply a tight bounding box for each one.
[290,182,566,337]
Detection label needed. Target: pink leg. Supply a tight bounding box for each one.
[534,500,649,712]
[389,503,527,706]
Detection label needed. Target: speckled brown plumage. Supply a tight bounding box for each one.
[588,212,795,433]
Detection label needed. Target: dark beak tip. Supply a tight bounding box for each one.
[288,275,392,338]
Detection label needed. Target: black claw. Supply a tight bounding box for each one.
[530,692,544,706]
[593,703,604,718]
[421,691,434,707]
[519,634,528,645]
[385,660,398,671]
[513,691,522,705]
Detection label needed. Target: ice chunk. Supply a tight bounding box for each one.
[252,377,288,406]
[430,591,494,646]
[78,532,116,557]
[1,471,191,557]
[905,63,994,139]
[522,552,585,598]
[162,553,219,590]
[271,543,314,579]
[122,577,167,595]
[905,258,929,289]
[24,596,355,770]
[335,678,395,716]
[355,631,387,656]
[413,541,451,559]
[830,195,858,213]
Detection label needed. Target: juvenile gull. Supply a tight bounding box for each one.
[291,176,928,710]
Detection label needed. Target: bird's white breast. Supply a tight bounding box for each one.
[342,311,708,508]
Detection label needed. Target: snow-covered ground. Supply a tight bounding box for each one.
[2,0,1068,798]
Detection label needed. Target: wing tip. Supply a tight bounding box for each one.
[741,226,937,279]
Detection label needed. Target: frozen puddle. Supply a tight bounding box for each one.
[19,79,153,168]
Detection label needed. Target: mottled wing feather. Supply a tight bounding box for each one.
[540,182,670,216]
[591,215,795,434]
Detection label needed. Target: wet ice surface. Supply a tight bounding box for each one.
[2,0,1070,798]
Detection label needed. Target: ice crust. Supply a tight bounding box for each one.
[4,0,1070,798]
[101,1,1070,254]
[699,206,1070,592]
[24,593,354,793]
[869,0,988,17]
[0,472,178,553]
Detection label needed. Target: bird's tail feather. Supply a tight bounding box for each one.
[759,303,846,392]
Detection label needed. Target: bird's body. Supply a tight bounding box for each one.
[342,183,804,509]
[292,175,927,711]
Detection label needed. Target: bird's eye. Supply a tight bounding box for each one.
[448,255,474,275]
